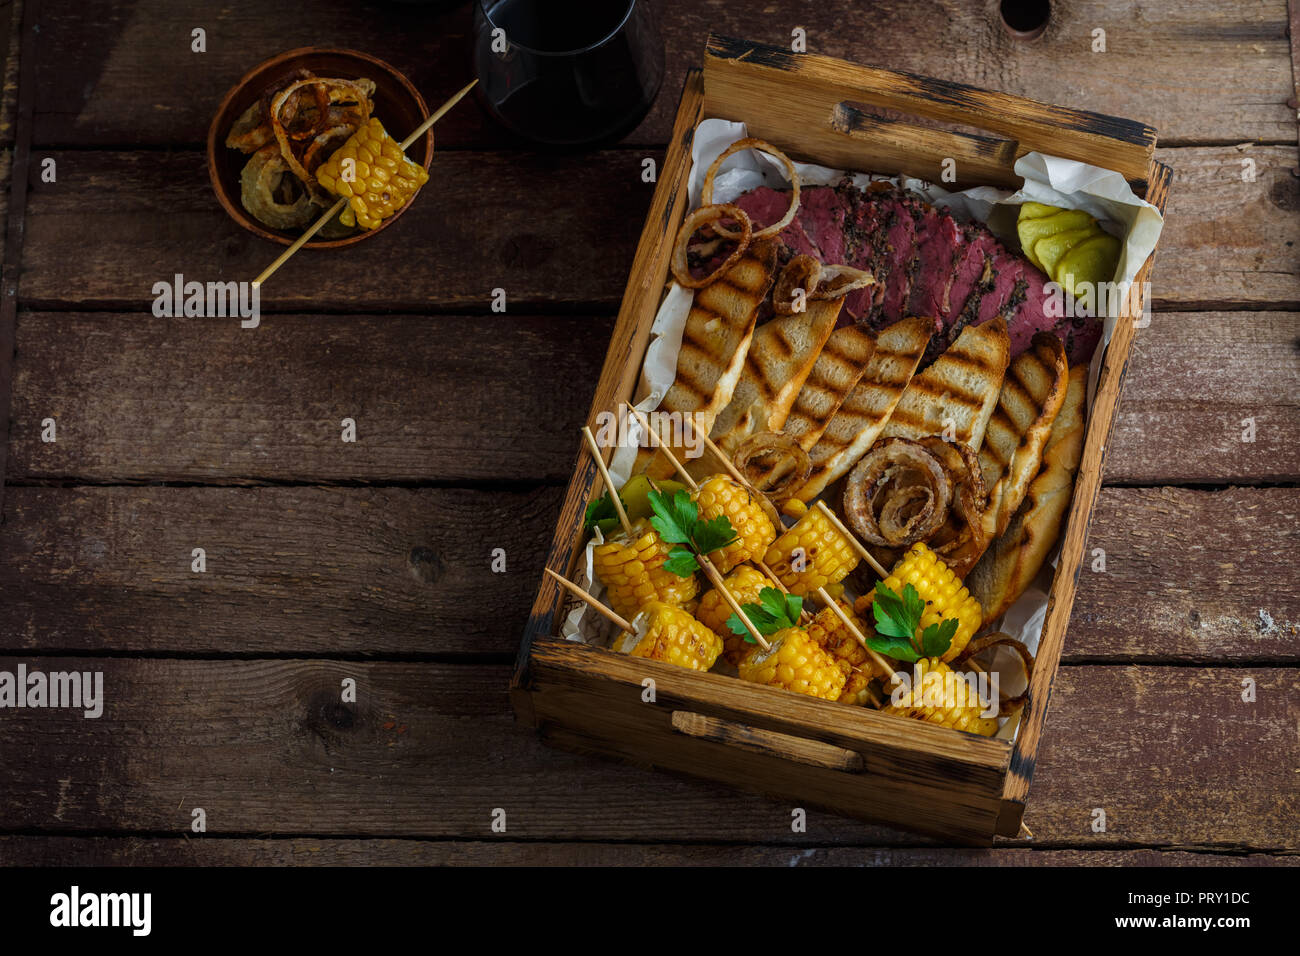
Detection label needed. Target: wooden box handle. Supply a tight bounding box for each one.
[670,710,865,773]
[703,34,1156,185]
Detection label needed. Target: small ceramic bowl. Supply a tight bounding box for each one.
[208,47,433,248]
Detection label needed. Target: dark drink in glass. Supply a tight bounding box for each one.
[473,0,665,147]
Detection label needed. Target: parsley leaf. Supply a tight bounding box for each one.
[868,582,958,661]
[648,488,696,545]
[727,587,802,642]
[663,546,701,577]
[583,493,621,534]
[921,618,958,658]
[693,513,740,556]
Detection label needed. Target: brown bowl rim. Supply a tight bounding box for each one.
[207,46,434,249]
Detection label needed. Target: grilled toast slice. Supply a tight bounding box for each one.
[794,315,933,502]
[782,324,878,452]
[967,363,1087,626]
[979,332,1069,538]
[880,316,1010,451]
[642,241,779,476]
[709,297,842,458]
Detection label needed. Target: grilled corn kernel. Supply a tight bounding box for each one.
[592,518,698,621]
[738,626,846,701]
[870,542,982,661]
[781,498,808,519]
[696,565,774,666]
[316,118,429,230]
[763,507,859,596]
[695,476,776,573]
[806,602,892,706]
[612,602,722,671]
[882,657,997,736]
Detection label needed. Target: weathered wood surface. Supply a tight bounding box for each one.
[0,659,1294,849]
[8,311,1297,485]
[0,838,1292,866]
[29,0,1297,148]
[2,486,1294,661]
[15,147,1300,312]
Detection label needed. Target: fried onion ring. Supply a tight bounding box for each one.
[916,436,990,576]
[270,77,373,192]
[813,264,876,299]
[735,432,810,499]
[702,137,801,240]
[843,437,953,547]
[240,143,316,231]
[670,203,753,289]
[773,255,823,315]
[956,632,1035,716]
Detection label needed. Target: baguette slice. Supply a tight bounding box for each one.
[979,332,1069,538]
[643,241,778,476]
[967,363,1088,626]
[880,316,1010,452]
[709,297,842,457]
[794,315,933,502]
[782,324,878,452]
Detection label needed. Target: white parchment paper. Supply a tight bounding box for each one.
[563,117,1165,738]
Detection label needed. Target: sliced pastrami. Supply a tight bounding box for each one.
[906,206,963,323]
[839,182,891,323]
[944,226,1001,330]
[794,185,850,266]
[975,246,1027,327]
[877,194,924,325]
[729,186,821,264]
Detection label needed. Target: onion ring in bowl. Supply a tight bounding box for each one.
[773,255,823,315]
[813,264,876,299]
[270,77,373,192]
[843,437,952,547]
[670,203,753,289]
[735,432,811,499]
[701,137,801,240]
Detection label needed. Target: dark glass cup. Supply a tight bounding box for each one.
[473,0,665,147]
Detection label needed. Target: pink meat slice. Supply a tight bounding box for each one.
[906,207,964,322]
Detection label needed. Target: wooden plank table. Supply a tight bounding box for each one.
[0,0,1296,865]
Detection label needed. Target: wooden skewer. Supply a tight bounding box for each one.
[816,586,901,685]
[544,568,632,633]
[627,407,699,493]
[581,425,632,537]
[814,500,890,578]
[253,78,479,288]
[632,406,803,633]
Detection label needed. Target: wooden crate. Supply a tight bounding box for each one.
[512,35,1172,845]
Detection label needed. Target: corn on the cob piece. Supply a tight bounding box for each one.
[696,565,774,665]
[762,506,859,596]
[316,118,430,230]
[738,626,846,700]
[865,542,982,661]
[882,657,997,735]
[806,601,893,706]
[592,518,698,621]
[694,475,777,573]
[611,601,722,671]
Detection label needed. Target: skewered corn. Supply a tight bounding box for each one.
[763,506,859,596]
[806,602,893,706]
[882,657,997,736]
[696,564,774,665]
[592,518,698,621]
[859,542,982,661]
[738,626,846,701]
[694,476,776,573]
[611,601,722,671]
[316,118,429,230]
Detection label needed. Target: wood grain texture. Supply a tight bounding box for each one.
[1106,311,1300,484]
[27,0,1297,148]
[0,659,1293,849]
[0,838,1293,866]
[0,485,563,655]
[8,311,1295,485]
[7,312,610,483]
[16,147,1297,312]
[17,150,648,312]
[1,486,1292,660]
